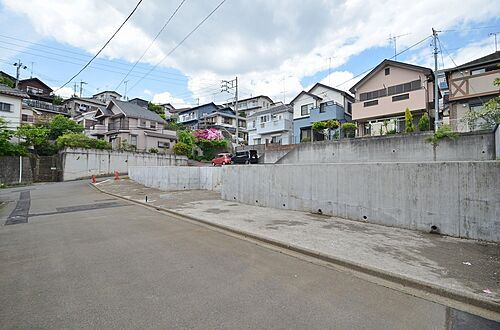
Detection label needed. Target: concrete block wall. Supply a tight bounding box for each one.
[278,130,496,164]
[129,166,221,191]
[221,162,500,243]
[0,156,33,185]
[60,148,188,181]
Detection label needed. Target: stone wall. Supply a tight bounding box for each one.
[277,130,496,164]
[129,166,221,191]
[0,156,32,185]
[60,148,188,181]
[220,162,500,243]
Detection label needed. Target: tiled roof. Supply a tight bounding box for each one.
[112,99,165,122]
[0,84,29,98]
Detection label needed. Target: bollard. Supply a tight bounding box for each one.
[114,170,120,180]
[91,175,96,184]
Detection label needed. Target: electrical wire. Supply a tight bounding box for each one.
[115,0,188,91]
[127,0,228,93]
[54,0,144,93]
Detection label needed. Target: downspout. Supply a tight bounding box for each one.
[19,156,22,184]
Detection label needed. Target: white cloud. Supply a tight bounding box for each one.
[52,86,74,98]
[3,0,500,102]
[143,89,153,96]
[151,90,189,108]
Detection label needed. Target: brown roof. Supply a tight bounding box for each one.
[0,84,29,98]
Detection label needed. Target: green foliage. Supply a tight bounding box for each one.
[15,125,50,150]
[45,115,84,140]
[148,103,164,115]
[418,113,430,131]
[55,133,112,150]
[404,108,414,133]
[52,95,64,105]
[462,96,500,130]
[196,138,228,160]
[426,125,458,146]
[0,118,27,156]
[341,122,356,138]
[177,130,195,146]
[118,141,136,152]
[238,111,247,117]
[312,121,327,131]
[148,147,158,153]
[164,120,183,131]
[326,119,340,129]
[173,142,190,156]
[332,131,340,140]
[0,75,14,88]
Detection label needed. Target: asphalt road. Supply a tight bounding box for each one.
[0,180,497,329]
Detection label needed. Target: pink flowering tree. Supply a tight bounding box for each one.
[193,128,224,141]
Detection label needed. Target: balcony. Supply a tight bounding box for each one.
[22,99,68,114]
[107,122,129,131]
[294,103,346,127]
[448,69,500,101]
[256,119,291,134]
[88,124,107,135]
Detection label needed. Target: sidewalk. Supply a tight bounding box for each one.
[95,178,500,310]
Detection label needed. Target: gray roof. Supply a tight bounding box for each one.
[144,131,177,140]
[0,84,29,98]
[248,104,292,118]
[111,99,165,122]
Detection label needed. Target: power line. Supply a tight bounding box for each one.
[54,0,144,93]
[115,0,188,91]
[440,25,500,33]
[128,0,228,93]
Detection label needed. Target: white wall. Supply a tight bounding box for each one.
[0,94,22,129]
[60,148,188,181]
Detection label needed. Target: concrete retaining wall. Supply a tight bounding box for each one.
[129,166,221,191]
[278,130,496,164]
[0,156,32,185]
[60,148,188,181]
[221,162,500,243]
[495,124,500,159]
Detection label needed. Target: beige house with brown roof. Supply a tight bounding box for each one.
[350,59,436,137]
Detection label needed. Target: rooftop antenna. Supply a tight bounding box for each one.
[388,33,411,60]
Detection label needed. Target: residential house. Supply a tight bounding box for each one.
[177,102,218,129]
[63,97,106,117]
[89,99,176,152]
[292,82,354,143]
[350,59,435,137]
[128,97,149,108]
[74,110,99,133]
[92,90,121,104]
[231,95,274,117]
[0,84,28,129]
[444,51,500,132]
[17,77,69,124]
[247,103,293,145]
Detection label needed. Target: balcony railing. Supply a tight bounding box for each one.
[22,99,68,114]
[108,122,129,131]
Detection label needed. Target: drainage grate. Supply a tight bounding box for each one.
[5,191,31,225]
[29,202,128,218]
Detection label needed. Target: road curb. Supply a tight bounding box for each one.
[89,182,500,316]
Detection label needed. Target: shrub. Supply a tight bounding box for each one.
[312,121,327,131]
[44,115,84,140]
[119,141,136,152]
[196,138,228,160]
[148,147,158,153]
[173,142,190,156]
[177,130,195,146]
[405,108,415,133]
[55,133,111,150]
[341,122,356,138]
[426,125,458,146]
[326,119,340,130]
[418,113,430,131]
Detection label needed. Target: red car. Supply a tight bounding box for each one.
[212,153,232,166]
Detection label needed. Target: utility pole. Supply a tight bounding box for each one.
[388,33,410,60]
[432,28,440,131]
[221,77,239,146]
[124,80,129,100]
[13,59,27,89]
[490,32,499,52]
[30,62,34,78]
[73,82,78,97]
[79,80,87,97]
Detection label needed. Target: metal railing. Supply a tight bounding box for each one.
[22,99,68,114]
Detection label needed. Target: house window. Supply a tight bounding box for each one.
[260,115,268,123]
[158,141,170,149]
[301,103,313,116]
[470,68,485,75]
[140,119,147,127]
[150,121,157,129]
[385,68,390,75]
[300,127,312,142]
[21,114,34,122]
[26,86,44,94]
[392,93,409,102]
[347,102,352,114]
[130,135,137,147]
[319,102,327,113]
[387,79,421,96]
[223,117,232,125]
[0,102,12,112]
[363,100,378,107]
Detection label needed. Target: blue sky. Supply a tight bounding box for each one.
[0,0,499,107]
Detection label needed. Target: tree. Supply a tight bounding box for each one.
[341,122,356,138]
[0,75,14,88]
[55,133,112,150]
[45,115,84,140]
[462,78,500,130]
[404,108,415,133]
[418,113,430,131]
[148,103,164,115]
[52,95,64,105]
[15,125,50,149]
[0,118,27,156]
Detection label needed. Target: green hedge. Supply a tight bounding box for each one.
[55,133,112,150]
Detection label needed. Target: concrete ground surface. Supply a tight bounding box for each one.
[96,179,500,307]
[0,180,498,329]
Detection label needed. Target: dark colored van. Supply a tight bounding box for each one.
[231,150,259,164]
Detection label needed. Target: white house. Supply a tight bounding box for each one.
[247,103,293,145]
[0,84,28,130]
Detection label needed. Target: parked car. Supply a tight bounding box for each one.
[231,150,258,164]
[212,153,232,166]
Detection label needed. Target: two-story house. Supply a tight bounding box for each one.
[444,51,500,132]
[0,84,28,129]
[64,97,106,117]
[17,77,70,124]
[350,59,435,137]
[90,99,176,152]
[232,95,274,117]
[93,90,122,104]
[291,83,354,143]
[247,103,293,145]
